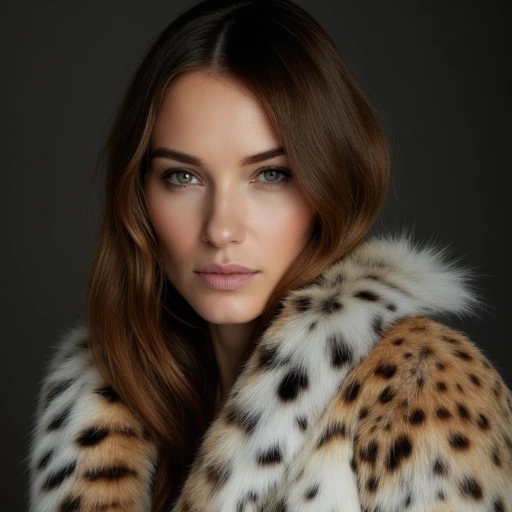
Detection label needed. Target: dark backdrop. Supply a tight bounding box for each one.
[3,0,510,508]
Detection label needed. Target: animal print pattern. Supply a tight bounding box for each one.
[261,316,512,511]
[28,325,157,511]
[27,233,512,511]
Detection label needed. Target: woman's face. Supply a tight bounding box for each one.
[144,70,316,325]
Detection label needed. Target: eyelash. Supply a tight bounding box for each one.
[159,167,292,189]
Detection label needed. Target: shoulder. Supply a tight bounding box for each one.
[335,316,512,511]
[28,324,157,511]
[345,315,511,411]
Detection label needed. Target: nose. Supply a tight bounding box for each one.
[201,189,246,247]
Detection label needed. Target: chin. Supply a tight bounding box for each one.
[195,301,261,325]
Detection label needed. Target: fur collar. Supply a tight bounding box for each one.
[28,232,483,511]
[168,231,483,509]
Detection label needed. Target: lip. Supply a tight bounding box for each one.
[194,263,258,274]
[195,272,258,291]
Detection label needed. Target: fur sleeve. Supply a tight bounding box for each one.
[344,316,512,512]
[28,325,158,512]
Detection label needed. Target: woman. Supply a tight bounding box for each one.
[28,0,512,510]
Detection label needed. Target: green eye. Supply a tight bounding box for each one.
[160,167,292,189]
[255,168,292,186]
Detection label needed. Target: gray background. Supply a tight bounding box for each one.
[3,0,510,508]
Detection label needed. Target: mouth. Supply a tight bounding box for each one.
[194,263,258,274]
[195,271,258,291]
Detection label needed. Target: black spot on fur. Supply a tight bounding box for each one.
[96,385,122,403]
[47,404,73,431]
[205,460,231,488]
[359,407,370,419]
[76,427,110,447]
[416,377,425,389]
[321,296,343,313]
[316,421,346,449]
[354,290,380,301]
[437,490,446,501]
[258,344,280,370]
[493,498,505,512]
[379,386,396,404]
[236,491,259,512]
[491,447,501,466]
[404,352,412,359]
[295,415,308,431]
[454,349,472,361]
[344,380,361,402]
[459,475,483,499]
[372,316,384,337]
[408,409,426,425]
[45,379,74,407]
[386,436,412,471]
[420,347,433,360]
[468,374,481,386]
[84,464,137,481]
[403,492,413,507]
[436,381,448,392]
[436,361,447,370]
[246,490,258,502]
[60,495,82,511]
[456,403,471,420]
[433,458,448,476]
[294,296,311,312]
[304,482,320,500]
[386,303,397,312]
[270,301,285,321]
[256,444,282,465]
[331,273,344,286]
[441,335,460,344]
[224,405,261,435]
[41,461,77,491]
[393,338,404,346]
[278,367,309,401]
[477,413,490,429]
[366,475,379,492]
[328,333,353,367]
[448,432,470,450]
[360,441,379,464]
[350,454,357,472]
[375,364,397,379]
[37,450,54,471]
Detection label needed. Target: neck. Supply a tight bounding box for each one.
[208,318,259,401]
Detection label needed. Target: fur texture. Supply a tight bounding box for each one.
[27,233,512,511]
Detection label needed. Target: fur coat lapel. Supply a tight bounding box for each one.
[28,234,512,512]
[168,233,482,511]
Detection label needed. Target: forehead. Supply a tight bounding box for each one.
[150,71,281,154]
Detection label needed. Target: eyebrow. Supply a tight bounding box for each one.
[149,146,286,167]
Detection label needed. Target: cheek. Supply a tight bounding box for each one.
[144,185,199,261]
[256,195,315,256]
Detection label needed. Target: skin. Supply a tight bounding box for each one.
[144,70,316,412]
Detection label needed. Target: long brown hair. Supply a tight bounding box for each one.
[87,0,390,508]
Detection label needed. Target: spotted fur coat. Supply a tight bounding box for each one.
[28,234,512,512]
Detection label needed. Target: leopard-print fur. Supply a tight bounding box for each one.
[28,233,512,511]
